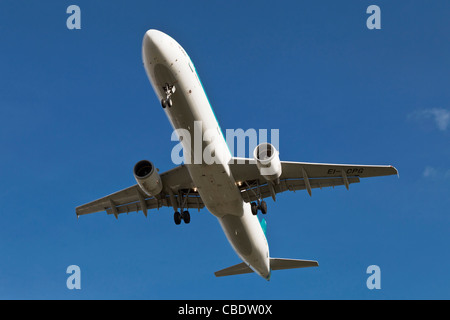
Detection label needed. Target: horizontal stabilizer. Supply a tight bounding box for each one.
[270,258,319,270]
[214,262,253,277]
[214,258,318,277]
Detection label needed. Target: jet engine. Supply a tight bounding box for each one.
[253,143,282,182]
[133,160,163,197]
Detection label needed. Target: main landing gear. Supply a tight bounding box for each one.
[174,211,190,225]
[161,83,176,108]
[172,189,193,225]
[251,200,267,216]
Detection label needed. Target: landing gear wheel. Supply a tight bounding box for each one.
[181,211,191,224]
[182,211,190,224]
[161,98,173,109]
[174,211,182,225]
[251,202,258,215]
[260,201,267,214]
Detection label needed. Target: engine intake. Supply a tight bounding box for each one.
[133,160,163,196]
[253,143,282,182]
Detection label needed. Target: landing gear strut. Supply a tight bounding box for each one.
[173,189,192,225]
[161,83,176,108]
[245,180,268,216]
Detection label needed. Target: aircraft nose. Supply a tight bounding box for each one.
[142,29,167,65]
[145,29,166,44]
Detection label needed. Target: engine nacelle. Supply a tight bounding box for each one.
[133,160,163,197]
[253,143,282,182]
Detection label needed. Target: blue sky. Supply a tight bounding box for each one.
[0,1,449,299]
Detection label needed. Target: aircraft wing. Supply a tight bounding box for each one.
[229,158,398,202]
[76,164,204,219]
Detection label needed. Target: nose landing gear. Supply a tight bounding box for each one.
[161,83,176,108]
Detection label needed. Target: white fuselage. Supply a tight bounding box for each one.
[142,30,270,279]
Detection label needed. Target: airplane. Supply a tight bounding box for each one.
[76,29,398,280]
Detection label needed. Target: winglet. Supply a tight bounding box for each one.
[391,165,399,178]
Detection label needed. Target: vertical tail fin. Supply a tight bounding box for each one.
[260,218,267,236]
